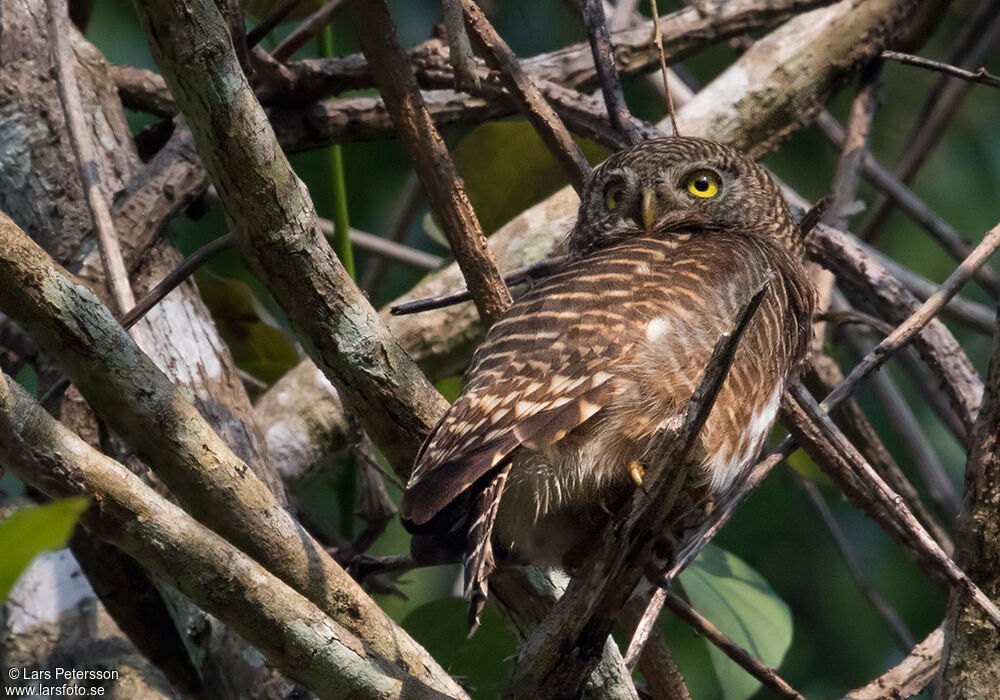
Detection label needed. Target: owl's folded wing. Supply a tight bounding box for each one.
[401,263,637,526]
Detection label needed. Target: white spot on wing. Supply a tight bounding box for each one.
[646,316,672,342]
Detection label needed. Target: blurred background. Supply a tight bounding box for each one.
[4,1,999,697]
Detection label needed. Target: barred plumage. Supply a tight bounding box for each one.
[402,137,815,626]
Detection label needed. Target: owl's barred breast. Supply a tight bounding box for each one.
[406,231,813,569]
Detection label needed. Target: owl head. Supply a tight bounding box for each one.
[569,137,800,256]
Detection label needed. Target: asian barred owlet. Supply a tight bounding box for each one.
[402,137,815,624]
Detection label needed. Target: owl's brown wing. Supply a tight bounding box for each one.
[402,257,642,527]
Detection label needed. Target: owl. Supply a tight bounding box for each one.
[402,137,815,626]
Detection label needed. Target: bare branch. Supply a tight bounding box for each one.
[462,0,591,193]
[862,4,1000,241]
[135,0,447,473]
[844,626,943,700]
[270,0,348,63]
[789,470,915,650]
[819,221,1000,417]
[580,0,643,145]
[882,49,1000,89]
[442,0,479,89]
[808,225,984,440]
[784,382,1000,630]
[48,0,136,318]
[823,60,882,230]
[353,0,512,328]
[816,111,1000,300]
[0,213,465,698]
[0,374,420,699]
[662,592,806,700]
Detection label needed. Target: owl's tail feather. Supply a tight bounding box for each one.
[464,462,511,636]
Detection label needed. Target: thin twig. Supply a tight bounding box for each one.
[620,598,691,700]
[832,301,961,522]
[389,256,568,316]
[663,592,807,700]
[581,0,644,145]
[649,0,679,135]
[816,111,1000,300]
[815,309,896,335]
[809,225,982,443]
[442,0,479,89]
[859,242,996,334]
[882,50,1000,90]
[862,4,1000,241]
[462,0,592,193]
[246,0,303,48]
[789,470,915,650]
[823,59,881,229]
[271,0,348,63]
[48,0,137,318]
[785,382,1000,630]
[354,0,512,328]
[844,626,943,700]
[806,352,953,552]
[821,221,1000,415]
[359,172,425,294]
[119,235,230,330]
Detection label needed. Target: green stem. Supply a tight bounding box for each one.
[318,26,355,278]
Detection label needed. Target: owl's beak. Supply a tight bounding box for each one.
[641,187,658,231]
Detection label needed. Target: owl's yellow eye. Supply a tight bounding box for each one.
[685,170,721,198]
[604,183,623,211]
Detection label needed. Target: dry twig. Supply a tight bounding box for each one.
[581,0,643,146]
[882,49,1000,90]
[48,0,137,319]
[862,3,1000,241]
[462,0,592,192]
[662,592,807,700]
[271,0,348,63]
[820,221,1000,415]
[844,626,943,700]
[784,382,1000,630]
[354,0,512,328]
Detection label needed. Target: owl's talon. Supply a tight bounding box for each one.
[628,460,646,486]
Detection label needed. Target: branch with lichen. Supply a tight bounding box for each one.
[0,373,422,700]
[0,211,464,698]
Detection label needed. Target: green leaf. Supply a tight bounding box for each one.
[678,544,793,700]
[401,597,517,698]
[194,270,300,385]
[0,498,89,602]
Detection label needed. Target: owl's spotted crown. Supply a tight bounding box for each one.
[569,137,800,257]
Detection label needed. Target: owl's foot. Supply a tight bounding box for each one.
[628,460,646,486]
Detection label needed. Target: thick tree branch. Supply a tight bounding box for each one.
[134,0,447,474]
[0,374,418,700]
[940,303,1000,696]
[0,213,465,698]
[845,626,943,700]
